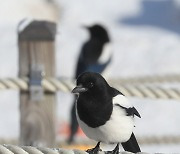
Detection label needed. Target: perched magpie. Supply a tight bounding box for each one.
[68,24,112,143]
[76,24,112,76]
[72,72,141,153]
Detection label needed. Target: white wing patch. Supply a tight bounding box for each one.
[98,43,112,63]
[112,95,133,108]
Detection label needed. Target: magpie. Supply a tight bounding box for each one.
[72,72,141,153]
[68,24,112,143]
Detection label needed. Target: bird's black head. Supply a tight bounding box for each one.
[86,24,110,42]
[72,72,110,98]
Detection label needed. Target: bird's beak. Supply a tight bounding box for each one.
[72,85,88,94]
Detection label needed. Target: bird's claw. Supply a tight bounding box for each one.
[86,142,101,154]
[86,147,101,154]
[105,143,119,154]
[105,151,118,154]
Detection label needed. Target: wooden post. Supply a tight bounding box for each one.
[18,20,56,147]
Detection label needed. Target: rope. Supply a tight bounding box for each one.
[112,84,180,100]
[1,135,180,146]
[0,135,179,153]
[0,77,180,100]
[0,144,85,154]
[138,135,180,144]
[0,144,147,154]
[109,74,180,84]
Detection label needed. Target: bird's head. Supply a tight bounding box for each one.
[72,72,110,97]
[85,24,110,42]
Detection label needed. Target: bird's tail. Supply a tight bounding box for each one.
[121,133,141,153]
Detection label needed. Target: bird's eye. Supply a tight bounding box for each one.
[88,82,94,88]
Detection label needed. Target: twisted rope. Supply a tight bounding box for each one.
[0,144,148,154]
[0,77,180,100]
[0,144,87,154]
[0,78,74,92]
[112,84,180,100]
[138,135,180,144]
[109,74,180,84]
[1,135,180,146]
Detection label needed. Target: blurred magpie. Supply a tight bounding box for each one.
[68,24,112,143]
[72,72,141,153]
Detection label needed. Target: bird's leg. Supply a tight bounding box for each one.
[105,143,119,154]
[86,142,101,154]
[112,143,119,154]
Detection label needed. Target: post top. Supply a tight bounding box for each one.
[18,19,56,41]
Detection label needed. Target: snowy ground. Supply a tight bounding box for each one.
[0,0,180,153]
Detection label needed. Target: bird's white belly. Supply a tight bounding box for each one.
[76,106,134,143]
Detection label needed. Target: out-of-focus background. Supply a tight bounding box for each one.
[0,0,180,153]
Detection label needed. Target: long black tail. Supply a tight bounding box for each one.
[121,133,141,153]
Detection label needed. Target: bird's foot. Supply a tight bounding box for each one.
[105,143,119,154]
[86,142,101,154]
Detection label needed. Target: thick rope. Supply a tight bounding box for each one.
[1,74,180,91]
[0,77,180,100]
[112,84,180,100]
[109,74,180,84]
[0,144,146,154]
[0,144,84,154]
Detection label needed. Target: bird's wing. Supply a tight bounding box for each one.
[115,104,141,118]
[121,132,141,153]
[113,94,141,118]
[112,94,132,108]
[75,40,101,77]
[86,42,112,73]
[76,41,112,76]
[86,57,111,73]
[97,42,112,64]
[81,40,103,63]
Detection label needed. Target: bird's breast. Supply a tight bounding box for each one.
[76,98,112,128]
[76,104,134,143]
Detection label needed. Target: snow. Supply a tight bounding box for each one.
[0,0,180,153]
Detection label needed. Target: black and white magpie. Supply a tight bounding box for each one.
[75,24,112,76]
[72,72,141,153]
[68,24,112,143]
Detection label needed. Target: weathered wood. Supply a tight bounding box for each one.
[18,20,56,147]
